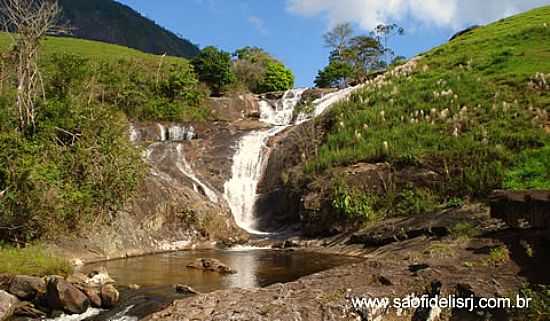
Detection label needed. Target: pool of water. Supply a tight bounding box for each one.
[68,248,361,321]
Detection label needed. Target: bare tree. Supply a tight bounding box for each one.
[323,23,353,57]
[0,0,62,131]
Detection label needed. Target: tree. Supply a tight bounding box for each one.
[192,46,235,96]
[372,24,405,64]
[0,0,62,132]
[257,61,294,93]
[314,59,353,88]
[323,23,353,56]
[344,35,384,82]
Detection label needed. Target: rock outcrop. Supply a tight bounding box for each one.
[46,276,90,314]
[0,291,18,321]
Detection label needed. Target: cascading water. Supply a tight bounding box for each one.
[224,86,361,234]
[224,89,307,234]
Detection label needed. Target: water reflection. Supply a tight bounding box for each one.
[83,249,360,293]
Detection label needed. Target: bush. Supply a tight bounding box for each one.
[332,182,376,221]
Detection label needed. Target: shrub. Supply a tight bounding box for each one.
[332,182,376,221]
[0,245,73,276]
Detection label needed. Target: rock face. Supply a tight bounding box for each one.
[490,190,550,228]
[46,276,90,314]
[186,258,236,274]
[0,290,18,321]
[8,276,46,301]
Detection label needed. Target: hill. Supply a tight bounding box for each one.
[278,5,550,233]
[57,0,200,58]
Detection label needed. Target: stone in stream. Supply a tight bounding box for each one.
[8,276,46,301]
[100,284,120,308]
[174,284,200,295]
[46,276,90,314]
[0,290,18,321]
[186,258,236,274]
[81,287,102,308]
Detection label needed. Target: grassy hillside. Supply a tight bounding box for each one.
[294,6,549,223]
[0,32,185,64]
[57,0,200,58]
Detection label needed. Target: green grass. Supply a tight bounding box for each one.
[0,32,185,65]
[306,6,550,199]
[0,245,73,276]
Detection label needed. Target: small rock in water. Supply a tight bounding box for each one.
[81,287,102,308]
[128,284,141,290]
[174,284,200,295]
[87,268,115,287]
[187,258,236,274]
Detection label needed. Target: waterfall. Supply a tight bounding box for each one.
[224,89,307,234]
[295,84,363,124]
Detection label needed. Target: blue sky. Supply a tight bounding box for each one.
[117,0,548,87]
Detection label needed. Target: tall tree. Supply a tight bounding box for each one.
[323,23,353,57]
[344,35,384,82]
[372,24,405,64]
[0,0,62,132]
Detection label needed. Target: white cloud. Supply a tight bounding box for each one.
[287,0,549,30]
[248,16,269,35]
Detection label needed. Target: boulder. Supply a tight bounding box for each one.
[8,276,46,301]
[0,291,18,321]
[186,258,236,274]
[0,275,13,292]
[100,284,119,308]
[174,284,200,295]
[81,287,102,308]
[46,276,90,314]
[66,273,90,286]
[13,302,46,319]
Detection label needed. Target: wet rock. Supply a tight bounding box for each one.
[0,275,13,292]
[174,284,200,295]
[8,276,46,301]
[46,276,90,314]
[0,290,18,321]
[187,258,236,274]
[13,301,47,319]
[81,287,102,308]
[100,284,120,308]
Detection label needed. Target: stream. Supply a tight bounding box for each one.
[57,248,360,321]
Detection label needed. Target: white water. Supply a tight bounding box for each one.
[174,144,219,203]
[225,86,362,234]
[46,308,104,321]
[224,89,306,234]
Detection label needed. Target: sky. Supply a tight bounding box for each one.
[117,0,549,87]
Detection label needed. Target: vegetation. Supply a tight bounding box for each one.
[57,0,200,58]
[0,244,73,276]
[315,23,402,88]
[299,6,549,222]
[0,13,217,243]
[232,46,295,94]
[192,46,236,96]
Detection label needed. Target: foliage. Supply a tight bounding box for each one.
[513,285,550,321]
[504,145,550,190]
[192,46,236,96]
[232,46,295,94]
[315,59,353,88]
[0,244,73,276]
[450,222,480,239]
[317,24,391,88]
[332,182,376,221]
[257,60,295,93]
[394,187,439,216]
